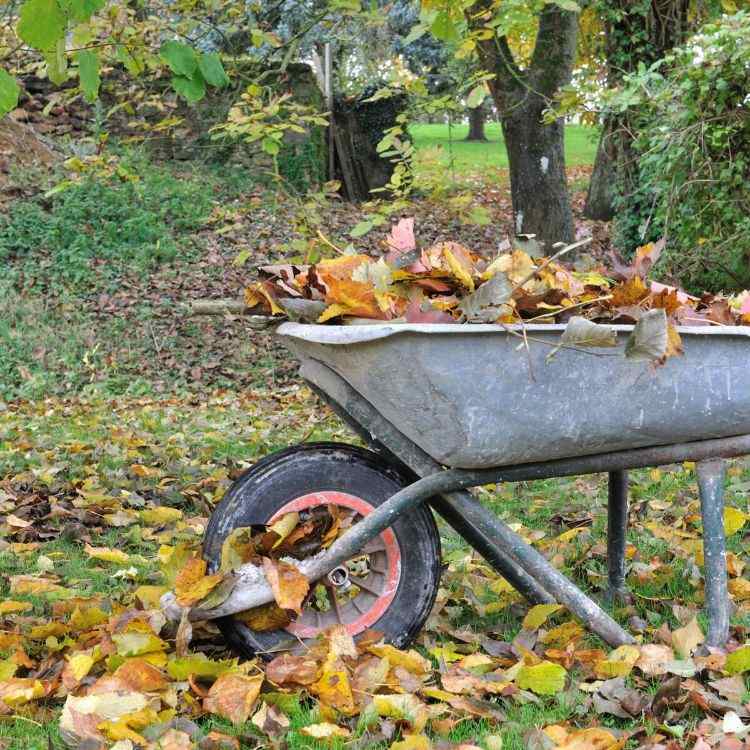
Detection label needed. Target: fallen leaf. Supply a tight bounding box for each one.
[262,557,308,614]
[203,673,263,725]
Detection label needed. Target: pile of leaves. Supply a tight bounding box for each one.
[6,488,750,750]
[244,220,750,338]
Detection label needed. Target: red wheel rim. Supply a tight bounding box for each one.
[268,491,401,639]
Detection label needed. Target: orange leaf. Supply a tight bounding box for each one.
[204,673,264,725]
[114,658,170,692]
[261,557,308,614]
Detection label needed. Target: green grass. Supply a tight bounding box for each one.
[410,122,598,183]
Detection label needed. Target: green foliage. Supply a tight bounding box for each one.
[610,12,750,293]
[76,49,100,102]
[0,154,214,291]
[0,69,19,113]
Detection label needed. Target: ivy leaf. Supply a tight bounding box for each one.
[161,40,199,78]
[76,50,100,102]
[198,53,229,88]
[0,68,20,116]
[172,73,206,104]
[17,0,67,51]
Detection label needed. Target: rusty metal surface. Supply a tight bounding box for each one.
[278,322,750,469]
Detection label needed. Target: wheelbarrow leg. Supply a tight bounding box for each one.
[696,459,730,647]
[606,470,629,604]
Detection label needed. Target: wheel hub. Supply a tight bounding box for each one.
[268,490,402,639]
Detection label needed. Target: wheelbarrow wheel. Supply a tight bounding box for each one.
[203,443,441,659]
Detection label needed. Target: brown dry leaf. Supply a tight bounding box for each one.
[235,602,291,631]
[203,673,264,725]
[269,512,300,549]
[261,557,308,614]
[9,575,65,595]
[159,729,193,750]
[266,653,319,686]
[113,658,169,692]
[611,276,649,307]
[544,725,625,749]
[174,557,223,608]
[672,617,704,658]
[635,644,675,676]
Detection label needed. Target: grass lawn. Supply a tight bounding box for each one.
[410,122,599,181]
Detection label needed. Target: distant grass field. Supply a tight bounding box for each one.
[410,122,598,182]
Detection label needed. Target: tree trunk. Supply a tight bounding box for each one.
[503,98,573,245]
[475,4,578,250]
[465,105,487,141]
[584,116,617,221]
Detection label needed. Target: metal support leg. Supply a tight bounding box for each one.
[606,470,629,604]
[696,459,730,647]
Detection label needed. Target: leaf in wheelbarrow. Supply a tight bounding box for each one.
[458,271,513,323]
[269,512,300,550]
[220,527,257,572]
[261,557,308,614]
[561,318,617,349]
[625,309,669,362]
[235,602,291,631]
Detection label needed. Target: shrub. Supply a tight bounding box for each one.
[0,152,215,291]
[612,12,750,294]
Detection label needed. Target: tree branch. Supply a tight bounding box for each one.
[529,4,579,99]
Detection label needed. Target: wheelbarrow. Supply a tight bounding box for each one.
[191,322,750,657]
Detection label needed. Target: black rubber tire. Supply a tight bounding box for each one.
[203,443,441,659]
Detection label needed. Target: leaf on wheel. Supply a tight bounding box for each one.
[458,272,513,323]
[220,527,258,572]
[235,602,291,631]
[269,512,300,550]
[262,557,308,614]
[174,557,223,608]
[203,673,264,725]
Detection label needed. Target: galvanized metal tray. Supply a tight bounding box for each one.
[277,322,750,470]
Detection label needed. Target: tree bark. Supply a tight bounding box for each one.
[465,105,487,141]
[584,116,617,221]
[474,4,578,248]
[503,98,573,244]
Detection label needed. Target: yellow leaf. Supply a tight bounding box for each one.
[594,645,641,679]
[140,507,183,526]
[541,621,584,648]
[544,725,624,750]
[724,507,748,536]
[371,693,429,732]
[174,557,223,608]
[444,247,474,291]
[729,578,750,601]
[300,723,351,740]
[390,737,432,750]
[0,678,46,707]
[311,653,356,716]
[515,661,567,695]
[0,601,33,615]
[134,585,170,609]
[725,645,750,675]
[112,631,168,658]
[67,653,95,682]
[84,545,131,565]
[9,575,65,596]
[269,512,299,549]
[368,644,431,675]
[522,604,562,631]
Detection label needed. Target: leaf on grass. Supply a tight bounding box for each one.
[84,545,131,565]
[140,507,183,526]
[266,653,319,686]
[203,673,263,725]
[725,645,750,675]
[595,645,641,679]
[368,643,431,675]
[113,658,169,692]
[300,723,351,739]
[370,693,429,732]
[522,604,562,631]
[262,557,308,614]
[544,725,625,749]
[515,661,567,695]
[724,507,748,536]
[311,655,356,716]
[635,644,674,676]
[0,601,33,615]
[671,617,704,659]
